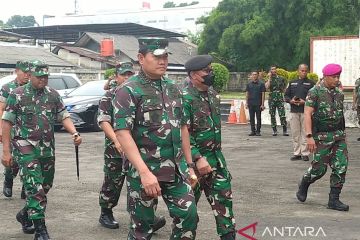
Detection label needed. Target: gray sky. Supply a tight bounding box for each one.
[1,0,221,24]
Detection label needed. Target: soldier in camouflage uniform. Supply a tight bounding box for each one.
[296,63,349,211]
[113,38,198,240]
[180,55,235,240]
[1,60,82,239]
[265,65,289,136]
[98,62,135,229]
[352,77,360,141]
[0,61,30,198]
[97,62,167,231]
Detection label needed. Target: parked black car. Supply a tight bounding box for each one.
[55,80,106,131]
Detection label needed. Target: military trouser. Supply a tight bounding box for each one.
[99,157,125,209]
[303,133,348,188]
[126,172,198,240]
[268,98,286,128]
[357,106,360,125]
[14,147,55,220]
[192,165,235,238]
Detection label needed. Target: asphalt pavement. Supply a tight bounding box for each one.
[0,124,359,240]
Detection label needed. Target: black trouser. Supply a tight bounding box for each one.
[248,105,261,133]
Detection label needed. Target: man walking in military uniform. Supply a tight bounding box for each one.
[180,55,236,240]
[113,38,198,239]
[97,62,166,231]
[265,65,289,136]
[352,77,360,141]
[1,60,82,239]
[0,61,30,199]
[296,63,349,211]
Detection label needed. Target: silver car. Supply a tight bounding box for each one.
[0,73,82,97]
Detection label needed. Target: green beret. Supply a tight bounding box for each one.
[138,37,169,56]
[184,55,213,71]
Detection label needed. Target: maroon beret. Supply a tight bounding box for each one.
[322,63,342,76]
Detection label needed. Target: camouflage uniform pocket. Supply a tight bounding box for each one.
[139,100,163,126]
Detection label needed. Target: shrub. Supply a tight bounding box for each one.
[276,68,289,82]
[211,63,230,92]
[104,68,116,80]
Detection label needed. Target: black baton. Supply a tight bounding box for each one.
[75,145,79,180]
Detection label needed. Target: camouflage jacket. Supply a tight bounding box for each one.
[355,78,360,105]
[2,83,70,153]
[182,82,227,168]
[306,82,345,139]
[268,75,286,101]
[98,86,121,159]
[113,70,183,182]
[0,78,19,103]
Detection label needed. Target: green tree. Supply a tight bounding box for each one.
[6,15,36,28]
[199,0,360,71]
[163,1,176,8]
[186,30,201,45]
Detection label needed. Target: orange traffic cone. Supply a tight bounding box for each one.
[237,101,247,124]
[226,100,237,124]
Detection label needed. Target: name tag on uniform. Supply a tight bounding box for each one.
[291,83,298,85]
[304,82,311,85]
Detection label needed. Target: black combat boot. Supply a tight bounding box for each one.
[33,219,51,240]
[3,177,13,197]
[99,208,119,229]
[152,216,166,233]
[327,187,349,211]
[220,231,236,240]
[16,209,35,234]
[296,177,311,202]
[272,127,278,136]
[21,185,26,199]
[283,126,289,136]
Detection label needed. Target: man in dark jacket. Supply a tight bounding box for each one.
[285,64,315,161]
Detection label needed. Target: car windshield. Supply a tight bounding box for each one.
[67,80,106,96]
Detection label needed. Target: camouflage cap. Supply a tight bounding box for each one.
[138,37,169,56]
[15,60,31,72]
[116,62,135,75]
[29,60,49,77]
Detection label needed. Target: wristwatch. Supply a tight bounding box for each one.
[306,133,312,138]
[72,132,80,137]
[187,162,196,168]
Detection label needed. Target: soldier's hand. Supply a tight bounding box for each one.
[196,157,212,176]
[72,133,82,146]
[260,105,265,111]
[306,137,317,153]
[352,104,357,111]
[114,141,123,154]
[1,152,12,168]
[188,167,198,189]
[140,171,161,198]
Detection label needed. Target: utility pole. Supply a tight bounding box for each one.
[74,0,79,14]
